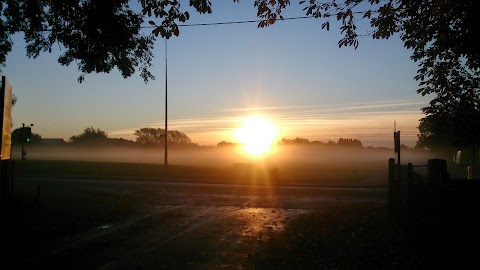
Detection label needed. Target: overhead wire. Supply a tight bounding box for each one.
[142,15,315,28]
[6,8,380,32]
[143,8,381,28]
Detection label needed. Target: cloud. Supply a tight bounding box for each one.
[108,97,428,147]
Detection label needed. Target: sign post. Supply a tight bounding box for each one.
[394,130,401,165]
[1,76,13,201]
[0,76,12,160]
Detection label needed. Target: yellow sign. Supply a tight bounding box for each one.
[1,76,13,160]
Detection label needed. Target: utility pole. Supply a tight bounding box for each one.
[164,38,168,175]
[21,123,25,160]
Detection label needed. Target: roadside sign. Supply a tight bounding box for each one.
[0,76,13,160]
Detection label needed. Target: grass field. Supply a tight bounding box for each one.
[12,144,431,187]
[14,158,386,187]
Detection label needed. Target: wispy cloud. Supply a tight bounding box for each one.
[109,97,427,147]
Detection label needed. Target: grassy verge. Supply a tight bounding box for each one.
[12,158,388,187]
[14,159,231,180]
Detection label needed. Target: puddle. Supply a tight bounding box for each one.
[237,208,309,240]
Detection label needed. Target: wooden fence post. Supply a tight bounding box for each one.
[406,163,414,232]
[427,159,447,207]
[388,158,395,212]
[427,159,448,245]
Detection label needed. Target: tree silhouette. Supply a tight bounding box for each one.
[134,127,193,145]
[337,138,363,148]
[280,137,310,145]
[134,127,164,145]
[1,0,154,83]
[166,130,193,145]
[416,106,480,157]
[217,141,236,147]
[2,1,478,148]
[69,126,108,144]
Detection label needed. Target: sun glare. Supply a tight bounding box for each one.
[235,116,278,156]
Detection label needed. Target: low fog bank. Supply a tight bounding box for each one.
[11,144,434,186]
[13,144,431,169]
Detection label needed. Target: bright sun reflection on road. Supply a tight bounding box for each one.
[234,116,278,156]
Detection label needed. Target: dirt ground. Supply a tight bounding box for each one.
[2,175,423,270]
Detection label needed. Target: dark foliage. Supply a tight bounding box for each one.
[69,126,108,144]
[134,127,194,145]
[2,1,478,150]
[1,0,155,83]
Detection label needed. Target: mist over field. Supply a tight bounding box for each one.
[12,144,431,186]
[13,144,430,167]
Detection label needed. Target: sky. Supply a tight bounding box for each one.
[2,1,432,148]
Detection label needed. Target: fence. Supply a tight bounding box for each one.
[388,158,480,267]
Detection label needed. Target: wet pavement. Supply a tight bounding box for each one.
[3,177,419,269]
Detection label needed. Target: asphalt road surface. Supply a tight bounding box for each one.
[3,177,421,269]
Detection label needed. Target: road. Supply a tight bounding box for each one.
[3,177,419,269]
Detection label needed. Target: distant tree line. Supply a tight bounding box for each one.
[278,137,364,148]
[337,138,363,148]
[11,126,197,147]
[12,126,418,151]
[217,137,406,150]
[278,137,366,148]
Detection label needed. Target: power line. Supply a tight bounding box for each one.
[6,15,316,32]
[145,15,315,28]
[143,8,381,28]
[6,8,380,32]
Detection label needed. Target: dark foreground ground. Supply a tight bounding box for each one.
[1,174,425,270]
[1,148,436,270]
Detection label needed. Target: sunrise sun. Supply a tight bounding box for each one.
[234,116,278,156]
